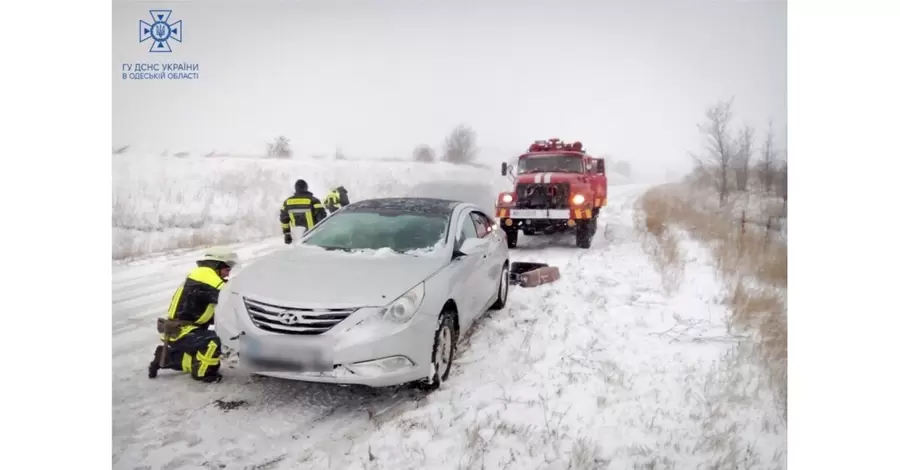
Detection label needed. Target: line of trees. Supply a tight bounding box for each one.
[690,97,787,206]
[261,123,480,164]
[413,123,479,165]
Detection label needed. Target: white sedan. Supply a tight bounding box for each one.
[216,197,511,390]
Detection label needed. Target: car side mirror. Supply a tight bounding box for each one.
[501,162,508,176]
[453,237,487,259]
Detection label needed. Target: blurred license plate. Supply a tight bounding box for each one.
[510,209,543,218]
[240,334,334,372]
[510,209,570,219]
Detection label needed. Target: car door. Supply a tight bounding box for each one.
[470,210,504,308]
[451,209,486,333]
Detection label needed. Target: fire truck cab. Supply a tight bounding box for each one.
[495,138,608,249]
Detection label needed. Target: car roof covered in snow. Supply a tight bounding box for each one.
[344,197,461,216]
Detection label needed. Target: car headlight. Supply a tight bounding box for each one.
[381,282,425,323]
[501,194,513,203]
[572,194,585,205]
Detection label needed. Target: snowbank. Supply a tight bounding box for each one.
[112,156,507,259]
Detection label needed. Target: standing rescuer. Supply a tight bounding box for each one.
[323,185,351,213]
[280,179,328,244]
[149,248,239,383]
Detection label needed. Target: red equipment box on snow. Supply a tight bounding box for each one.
[510,262,561,288]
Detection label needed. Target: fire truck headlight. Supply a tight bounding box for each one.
[501,194,513,203]
[572,194,586,205]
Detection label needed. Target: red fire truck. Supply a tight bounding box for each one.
[495,138,608,249]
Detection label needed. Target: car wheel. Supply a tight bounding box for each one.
[490,262,510,310]
[417,311,457,392]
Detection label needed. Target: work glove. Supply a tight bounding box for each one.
[284,233,293,244]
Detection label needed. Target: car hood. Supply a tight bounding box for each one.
[228,245,448,308]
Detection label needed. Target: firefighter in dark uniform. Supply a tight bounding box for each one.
[280,179,328,244]
[323,185,351,213]
[148,248,239,383]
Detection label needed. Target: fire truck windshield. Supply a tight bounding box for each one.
[518,154,583,174]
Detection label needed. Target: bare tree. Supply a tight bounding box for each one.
[772,159,788,215]
[734,124,755,192]
[266,136,292,158]
[442,124,477,164]
[758,119,778,194]
[691,98,736,206]
[335,146,346,160]
[413,144,436,163]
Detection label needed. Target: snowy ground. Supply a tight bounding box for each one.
[112,183,785,470]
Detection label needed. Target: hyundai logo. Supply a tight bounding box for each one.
[277,312,301,325]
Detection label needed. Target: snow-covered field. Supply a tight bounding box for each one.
[112,156,510,259]
[112,173,785,469]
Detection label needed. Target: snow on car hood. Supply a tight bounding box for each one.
[228,245,447,308]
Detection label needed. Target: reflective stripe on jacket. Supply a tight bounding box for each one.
[162,266,225,342]
[279,191,327,234]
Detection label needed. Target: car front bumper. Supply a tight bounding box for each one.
[217,295,436,388]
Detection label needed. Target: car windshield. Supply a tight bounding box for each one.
[301,210,449,253]
[518,154,583,173]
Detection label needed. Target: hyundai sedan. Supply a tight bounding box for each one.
[216,197,510,390]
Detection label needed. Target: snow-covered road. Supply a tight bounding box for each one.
[112,184,785,470]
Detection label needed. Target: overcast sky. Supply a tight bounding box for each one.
[112,0,786,178]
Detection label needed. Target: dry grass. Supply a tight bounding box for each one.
[636,183,787,415]
[634,185,687,294]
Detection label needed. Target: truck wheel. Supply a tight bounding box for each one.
[505,228,518,248]
[576,222,593,249]
[523,227,536,236]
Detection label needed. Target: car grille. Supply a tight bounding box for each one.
[242,297,357,335]
[515,182,570,209]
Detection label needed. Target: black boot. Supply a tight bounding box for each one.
[148,345,163,379]
[197,372,223,383]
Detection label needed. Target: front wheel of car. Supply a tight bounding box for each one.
[417,311,457,392]
[490,262,510,310]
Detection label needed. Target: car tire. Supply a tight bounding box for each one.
[490,262,510,310]
[417,311,457,392]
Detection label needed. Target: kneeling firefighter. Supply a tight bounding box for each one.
[323,185,350,213]
[148,248,239,383]
[280,179,328,244]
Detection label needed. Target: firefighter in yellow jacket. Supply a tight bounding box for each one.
[148,248,239,383]
[323,186,350,213]
[280,179,328,244]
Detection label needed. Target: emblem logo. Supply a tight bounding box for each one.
[277,312,301,325]
[140,10,183,53]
